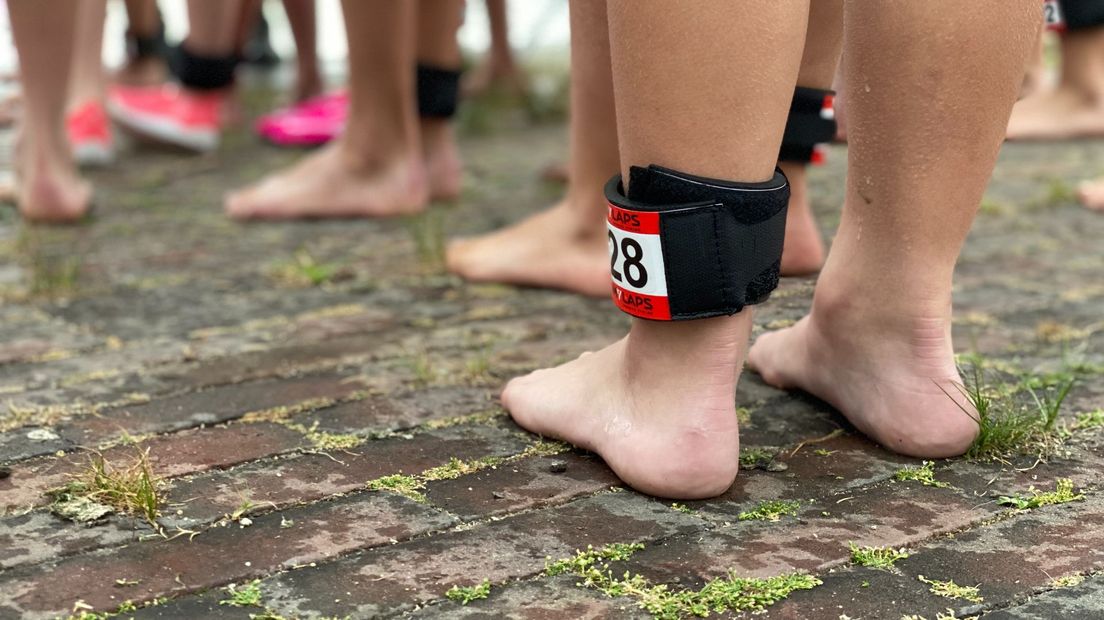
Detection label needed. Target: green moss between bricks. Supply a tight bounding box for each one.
[737,500,801,522]
[918,575,983,603]
[893,461,950,489]
[544,543,821,619]
[446,579,492,605]
[997,478,1085,510]
[849,543,909,570]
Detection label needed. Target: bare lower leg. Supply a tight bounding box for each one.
[187,0,245,57]
[1007,26,1104,139]
[117,0,166,86]
[7,0,91,222]
[224,0,426,219]
[68,0,107,109]
[750,0,1040,457]
[462,0,526,97]
[446,0,619,296]
[503,0,808,498]
[416,0,465,201]
[779,0,843,276]
[283,0,323,101]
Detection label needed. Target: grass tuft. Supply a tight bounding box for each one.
[1072,409,1104,431]
[445,580,492,605]
[946,363,1076,461]
[49,449,162,527]
[270,249,345,287]
[737,500,801,522]
[220,580,264,608]
[849,543,909,570]
[893,461,950,489]
[919,575,983,603]
[997,478,1085,510]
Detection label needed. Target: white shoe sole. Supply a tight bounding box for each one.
[72,142,115,167]
[107,100,219,152]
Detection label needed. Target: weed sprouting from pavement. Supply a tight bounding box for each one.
[893,461,950,489]
[849,543,909,570]
[220,580,264,608]
[367,474,427,502]
[445,580,492,605]
[997,478,1085,510]
[544,543,645,576]
[737,500,801,522]
[1072,409,1104,431]
[946,361,1077,461]
[49,449,163,528]
[918,575,983,603]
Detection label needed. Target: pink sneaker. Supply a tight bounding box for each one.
[67,100,115,166]
[107,84,224,152]
[255,90,347,147]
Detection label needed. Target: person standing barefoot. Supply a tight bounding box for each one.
[224,0,465,220]
[6,0,92,223]
[503,0,1039,499]
[1007,0,1104,139]
[749,1,1040,458]
[503,0,810,499]
[447,0,619,297]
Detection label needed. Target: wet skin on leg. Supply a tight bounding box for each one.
[502,0,809,499]
[749,0,1041,458]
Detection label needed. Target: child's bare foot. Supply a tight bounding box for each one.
[502,315,748,499]
[224,143,430,220]
[446,202,610,297]
[748,278,978,458]
[1006,87,1104,140]
[778,162,826,276]
[1078,178,1104,212]
[16,148,92,223]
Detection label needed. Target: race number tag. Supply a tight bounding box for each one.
[607,203,670,320]
[1044,0,1064,30]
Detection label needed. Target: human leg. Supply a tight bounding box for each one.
[446,0,619,297]
[224,0,429,219]
[7,0,91,222]
[1007,0,1104,139]
[502,0,809,499]
[749,0,1041,457]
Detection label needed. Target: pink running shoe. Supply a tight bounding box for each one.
[108,84,224,152]
[255,90,347,147]
[67,100,115,166]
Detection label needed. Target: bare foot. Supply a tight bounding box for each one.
[446,202,610,297]
[17,151,92,223]
[502,316,747,499]
[420,119,463,202]
[747,285,978,458]
[224,143,430,220]
[778,162,825,276]
[1006,87,1104,140]
[1078,177,1104,212]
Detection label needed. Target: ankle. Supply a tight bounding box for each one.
[625,314,748,390]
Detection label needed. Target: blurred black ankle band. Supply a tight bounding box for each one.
[170,45,238,91]
[1058,0,1104,31]
[605,165,789,321]
[779,87,836,164]
[126,24,167,60]
[417,64,461,118]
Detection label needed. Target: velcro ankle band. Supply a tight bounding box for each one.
[779,87,836,164]
[605,165,789,321]
[417,64,461,118]
[170,45,238,91]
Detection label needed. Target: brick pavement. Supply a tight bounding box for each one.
[0,95,1102,619]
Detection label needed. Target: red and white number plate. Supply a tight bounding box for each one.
[607,203,671,320]
[1044,0,1064,31]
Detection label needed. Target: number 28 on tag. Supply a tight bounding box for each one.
[607,203,671,320]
